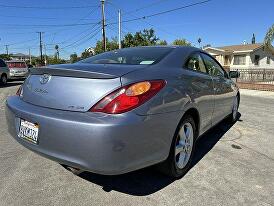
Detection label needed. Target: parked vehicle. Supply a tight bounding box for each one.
[5,46,240,178]
[0,58,9,85]
[6,60,29,80]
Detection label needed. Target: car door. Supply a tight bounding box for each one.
[201,53,234,125]
[184,52,214,134]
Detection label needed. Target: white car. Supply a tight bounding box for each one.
[0,58,9,85]
[6,60,29,80]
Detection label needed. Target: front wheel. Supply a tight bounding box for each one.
[0,74,7,85]
[229,95,239,123]
[159,115,197,178]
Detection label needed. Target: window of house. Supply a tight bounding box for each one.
[267,56,270,64]
[254,55,260,65]
[185,53,207,73]
[233,55,246,65]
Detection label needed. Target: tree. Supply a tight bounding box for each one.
[81,50,92,59]
[94,38,119,54]
[70,53,79,63]
[157,40,168,45]
[122,28,159,48]
[47,56,66,65]
[0,54,11,60]
[198,38,202,48]
[172,38,191,46]
[264,24,274,55]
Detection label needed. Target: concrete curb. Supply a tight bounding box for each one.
[240,89,274,99]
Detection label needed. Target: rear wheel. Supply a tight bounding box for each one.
[0,74,7,85]
[159,115,197,178]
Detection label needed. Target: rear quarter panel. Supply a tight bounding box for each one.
[121,47,215,135]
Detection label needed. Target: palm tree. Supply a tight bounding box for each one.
[55,45,59,60]
[198,38,202,48]
[264,24,274,55]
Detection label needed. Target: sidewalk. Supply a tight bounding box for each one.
[240,89,274,99]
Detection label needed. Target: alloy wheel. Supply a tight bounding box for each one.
[175,122,194,169]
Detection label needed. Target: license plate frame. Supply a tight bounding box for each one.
[18,119,39,144]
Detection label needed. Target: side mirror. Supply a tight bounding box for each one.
[229,71,240,78]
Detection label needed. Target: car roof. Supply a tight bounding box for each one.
[126,45,203,54]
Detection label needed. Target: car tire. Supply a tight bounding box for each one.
[229,95,239,123]
[0,74,7,85]
[158,115,197,178]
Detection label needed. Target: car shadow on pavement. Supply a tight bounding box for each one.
[0,81,23,88]
[78,113,242,196]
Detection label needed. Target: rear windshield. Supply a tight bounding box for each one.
[80,47,173,65]
[7,62,27,68]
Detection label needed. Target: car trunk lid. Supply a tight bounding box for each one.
[22,63,146,112]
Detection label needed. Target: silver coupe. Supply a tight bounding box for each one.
[5,46,240,177]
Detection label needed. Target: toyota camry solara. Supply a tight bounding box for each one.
[5,46,240,178]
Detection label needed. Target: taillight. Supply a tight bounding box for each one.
[16,86,23,97]
[90,80,166,114]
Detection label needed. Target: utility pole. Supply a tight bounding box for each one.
[100,0,106,52]
[29,48,31,64]
[43,44,47,65]
[5,45,9,55]
[37,32,44,65]
[118,9,121,49]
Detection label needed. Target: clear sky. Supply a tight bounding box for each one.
[0,0,273,59]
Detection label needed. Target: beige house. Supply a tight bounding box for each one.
[203,43,274,71]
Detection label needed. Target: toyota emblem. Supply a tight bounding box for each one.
[40,74,51,84]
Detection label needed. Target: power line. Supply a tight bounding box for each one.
[0,14,99,21]
[0,6,101,55]
[107,1,179,39]
[60,29,101,50]
[107,0,212,25]
[106,1,196,45]
[0,4,98,9]
[121,0,170,15]
[53,22,101,45]
[0,22,100,28]
[61,25,101,49]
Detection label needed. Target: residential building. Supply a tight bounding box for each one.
[10,53,33,61]
[203,43,274,71]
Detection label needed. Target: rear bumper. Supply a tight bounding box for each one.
[5,96,180,175]
[9,72,28,79]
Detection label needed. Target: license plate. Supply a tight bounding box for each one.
[18,120,39,144]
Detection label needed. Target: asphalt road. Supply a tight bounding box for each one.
[1,81,274,206]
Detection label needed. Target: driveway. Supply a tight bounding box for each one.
[0,82,274,206]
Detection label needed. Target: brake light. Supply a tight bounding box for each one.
[16,86,22,96]
[90,80,166,114]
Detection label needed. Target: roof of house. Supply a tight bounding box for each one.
[10,53,28,57]
[216,43,263,52]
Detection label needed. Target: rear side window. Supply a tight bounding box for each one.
[7,62,27,68]
[185,53,207,73]
[201,53,225,77]
[0,59,7,67]
[80,47,173,65]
